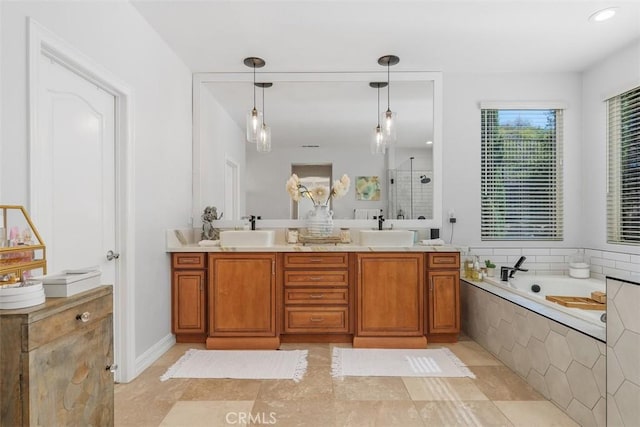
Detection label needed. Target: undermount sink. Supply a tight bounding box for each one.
[219,230,275,247]
[359,230,415,247]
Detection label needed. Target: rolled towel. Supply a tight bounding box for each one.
[198,239,220,246]
[419,238,445,246]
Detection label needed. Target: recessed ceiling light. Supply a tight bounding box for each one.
[425,140,433,145]
[589,7,618,22]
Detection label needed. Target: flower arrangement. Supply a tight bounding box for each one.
[286,174,350,206]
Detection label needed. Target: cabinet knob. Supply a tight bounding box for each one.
[106,364,118,373]
[76,312,91,322]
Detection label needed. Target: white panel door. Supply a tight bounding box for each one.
[36,54,116,283]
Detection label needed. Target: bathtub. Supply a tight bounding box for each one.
[465,275,606,341]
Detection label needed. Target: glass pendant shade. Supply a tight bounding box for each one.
[382,109,397,143]
[257,123,271,152]
[246,108,263,143]
[371,125,385,155]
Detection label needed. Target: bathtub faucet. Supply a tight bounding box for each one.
[500,256,528,281]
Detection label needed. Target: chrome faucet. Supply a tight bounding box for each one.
[500,256,528,281]
[377,214,385,230]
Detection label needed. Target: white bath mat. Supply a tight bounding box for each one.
[332,347,475,378]
[160,349,308,382]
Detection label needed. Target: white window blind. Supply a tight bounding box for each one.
[481,109,563,240]
[607,86,640,245]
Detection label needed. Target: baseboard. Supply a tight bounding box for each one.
[134,333,176,378]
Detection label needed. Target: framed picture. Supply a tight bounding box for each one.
[355,176,381,201]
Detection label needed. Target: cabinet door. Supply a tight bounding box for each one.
[209,254,277,337]
[356,253,424,336]
[172,270,206,333]
[27,314,114,426]
[427,270,460,334]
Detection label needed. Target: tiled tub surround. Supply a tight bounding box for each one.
[461,279,606,426]
[463,247,640,282]
[607,277,640,426]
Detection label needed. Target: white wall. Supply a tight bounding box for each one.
[0,2,192,361]
[581,40,640,255]
[442,72,583,247]
[198,86,245,221]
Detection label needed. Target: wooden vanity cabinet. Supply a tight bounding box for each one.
[282,253,351,339]
[0,286,114,426]
[171,253,206,342]
[207,253,281,349]
[354,253,427,348]
[426,252,460,342]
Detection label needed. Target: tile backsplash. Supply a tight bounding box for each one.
[463,247,640,282]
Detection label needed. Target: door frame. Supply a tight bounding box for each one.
[27,18,136,383]
[224,157,239,220]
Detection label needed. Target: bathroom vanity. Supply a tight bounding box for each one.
[169,239,460,349]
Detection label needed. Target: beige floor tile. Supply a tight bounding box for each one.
[443,340,503,366]
[159,401,254,427]
[402,377,489,401]
[471,366,545,401]
[334,400,425,426]
[255,364,334,401]
[494,401,580,426]
[414,401,514,426]
[251,399,337,427]
[152,343,205,367]
[180,378,262,400]
[333,375,411,401]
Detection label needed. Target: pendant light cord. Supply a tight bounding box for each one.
[387,63,390,110]
[253,65,256,109]
[262,85,265,123]
[377,86,380,126]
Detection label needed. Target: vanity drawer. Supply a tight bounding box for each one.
[284,307,348,333]
[284,271,348,287]
[284,253,348,269]
[284,288,348,305]
[427,253,460,269]
[173,253,205,269]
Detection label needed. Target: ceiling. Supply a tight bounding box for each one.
[131,0,640,148]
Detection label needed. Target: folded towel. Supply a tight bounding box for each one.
[354,209,368,220]
[198,240,220,246]
[419,238,445,246]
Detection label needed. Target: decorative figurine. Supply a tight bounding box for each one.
[201,206,223,241]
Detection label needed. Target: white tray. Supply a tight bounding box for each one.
[0,282,45,309]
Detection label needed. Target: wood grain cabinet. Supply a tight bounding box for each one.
[171,253,206,342]
[207,253,280,349]
[0,286,114,426]
[282,253,350,337]
[354,253,427,348]
[426,252,460,342]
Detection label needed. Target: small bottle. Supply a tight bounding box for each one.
[340,228,351,243]
[472,256,481,280]
[397,209,405,220]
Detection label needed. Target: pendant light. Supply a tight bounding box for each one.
[378,55,399,144]
[256,82,272,153]
[370,82,387,155]
[244,57,265,143]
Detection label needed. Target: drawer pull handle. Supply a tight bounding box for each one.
[309,317,324,322]
[309,258,322,263]
[309,294,324,299]
[106,364,118,373]
[310,276,323,281]
[76,312,91,323]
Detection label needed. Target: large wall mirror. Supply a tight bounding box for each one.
[193,71,442,228]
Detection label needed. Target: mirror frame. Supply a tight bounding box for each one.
[192,71,443,229]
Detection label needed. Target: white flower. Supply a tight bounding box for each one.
[286,174,301,201]
[286,173,350,206]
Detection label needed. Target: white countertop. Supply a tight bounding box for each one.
[166,228,466,253]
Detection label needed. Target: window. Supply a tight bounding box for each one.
[607,86,640,245]
[481,109,563,240]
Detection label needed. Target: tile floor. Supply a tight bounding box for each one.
[114,337,579,426]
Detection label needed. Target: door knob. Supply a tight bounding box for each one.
[106,250,120,261]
